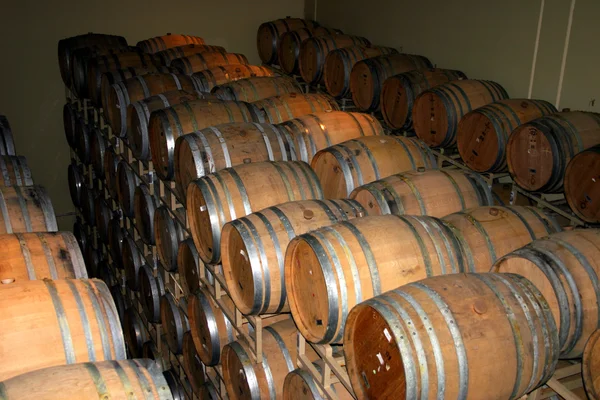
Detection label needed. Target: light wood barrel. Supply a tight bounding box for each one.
[324,45,398,99]
[79,185,96,226]
[0,278,126,380]
[493,229,600,358]
[123,307,147,358]
[0,232,86,282]
[94,196,112,244]
[174,122,293,201]
[381,68,468,131]
[137,34,205,54]
[89,126,107,178]
[413,79,509,148]
[123,235,142,291]
[350,53,432,111]
[116,160,140,217]
[103,72,198,137]
[139,264,164,323]
[182,331,205,394]
[277,26,342,75]
[564,145,600,223]
[155,44,227,65]
[508,111,600,193]
[154,206,185,272]
[127,89,204,160]
[221,199,367,315]
[187,160,323,264]
[161,293,189,354]
[178,238,202,295]
[213,76,302,102]
[103,146,119,199]
[584,329,600,400]
[0,115,14,156]
[148,99,262,180]
[443,205,562,273]
[350,169,493,217]
[257,18,318,64]
[133,184,158,245]
[0,359,172,400]
[0,185,57,234]
[283,367,354,400]
[299,34,371,85]
[285,215,464,344]
[457,99,558,173]
[0,156,33,187]
[63,103,79,148]
[107,217,124,269]
[311,136,437,198]
[254,93,340,124]
[192,64,275,92]
[171,52,249,75]
[344,273,559,400]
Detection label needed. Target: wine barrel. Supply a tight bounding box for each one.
[171,52,249,75]
[213,76,302,102]
[103,146,119,199]
[174,122,294,201]
[89,126,107,178]
[0,115,14,156]
[564,145,600,223]
[222,318,318,400]
[74,117,92,164]
[192,64,276,92]
[443,206,562,273]
[285,215,464,344]
[94,196,112,244]
[182,331,205,394]
[155,44,227,66]
[139,264,164,323]
[0,231,86,282]
[257,17,318,64]
[0,359,172,400]
[0,278,126,380]
[79,185,96,226]
[221,199,367,315]
[413,79,509,148]
[493,229,600,358]
[201,381,219,400]
[67,163,83,208]
[163,370,186,400]
[73,219,86,252]
[83,240,101,278]
[133,184,158,245]
[351,169,493,217]
[350,53,433,112]
[127,89,205,160]
[344,273,559,400]
[457,99,558,173]
[0,185,57,234]
[103,72,197,137]
[278,26,342,75]
[107,217,124,268]
[254,93,340,124]
[137,34,205,54]
[116,160,139,218]
[123,307,147,358]
[161,293,189,354]
[508,111,600,193]
[154,206,185,271]
[380,68,468,131]
[283,367,354,400]
[0,155,33,187]
[58,33,128,87]
[324,45,398,99]
[63,103,79,148]
[110,284,125,323]
[178,238,202,295]
[584,329,600,400]
[299,34,371,85]
[149,99,262,180]
[187,160,324,264]
[123,235,142,291]
[311,136,436,198]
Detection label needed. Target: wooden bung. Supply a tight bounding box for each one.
[0,185,57,234]
[0,155,33,187]
[221,199,368,315]
[277,26,342,75]
[492,229,600,358]
[183,331,205,394]
[154,205,185,272]
[192,64,276,93]
[133,184,158,245]
[213,76,302,103]
[380,68,467,131]
[171,52,249,75]
[253,92,340,124]
[350,169,493,217]
[136,33,205,54]
[0,278,126,380]
[584,328,600,400]
[310,136,437,198]
[148,99,262,180]
[154,44,227,66]
[138,264,164,323]
[283,367,354,400]
[257,18,318,64]
[344,273,559,400]
[564,145,600,223]
[186,160,323,264]
[412,79,509,148]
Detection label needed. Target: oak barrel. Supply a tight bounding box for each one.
[178,238,203,295]
[221,199,367,315]
[123,307,147,357]
[257,18,318,64]
[493,229,600,358]
[171,52,249,76]
[278,26,342,75]
[154,205,185,272]
[457,99,558,173]
[564,145,600,223]
[103,146,119,199]
[73,117,92,164]
[192,64,276,92]
[161,293,189,354]
[299,34,371,85]
[380,68,468,131]
[63,103,79,148]
[310,136,436,198]
[133,184,158,245]
[0,115,14,156]
[148,99,262,180]
[139,264,164,323]
[344,273,559,399]
[0,156,33,187]
[0,185,57,234]
[73,218,86,252]
[253,93,340,124]
[83,240,101,278]
[213,76,302,102]
[0,278,126,380]
[89,126,107,178]
[182,331,205,393]
[187,160,323,264]
[584,329,600,400]
[122,235,143,291]
[351,169,493,217]
[107,217,124,269]
[155,44,227,66]
[79,185,96,226]
[283,367,354,400]
[412,79,509,148]
[507,111,600,192]
[136,34,205,54]
[116,159,139,218]
[94,196,112,244]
